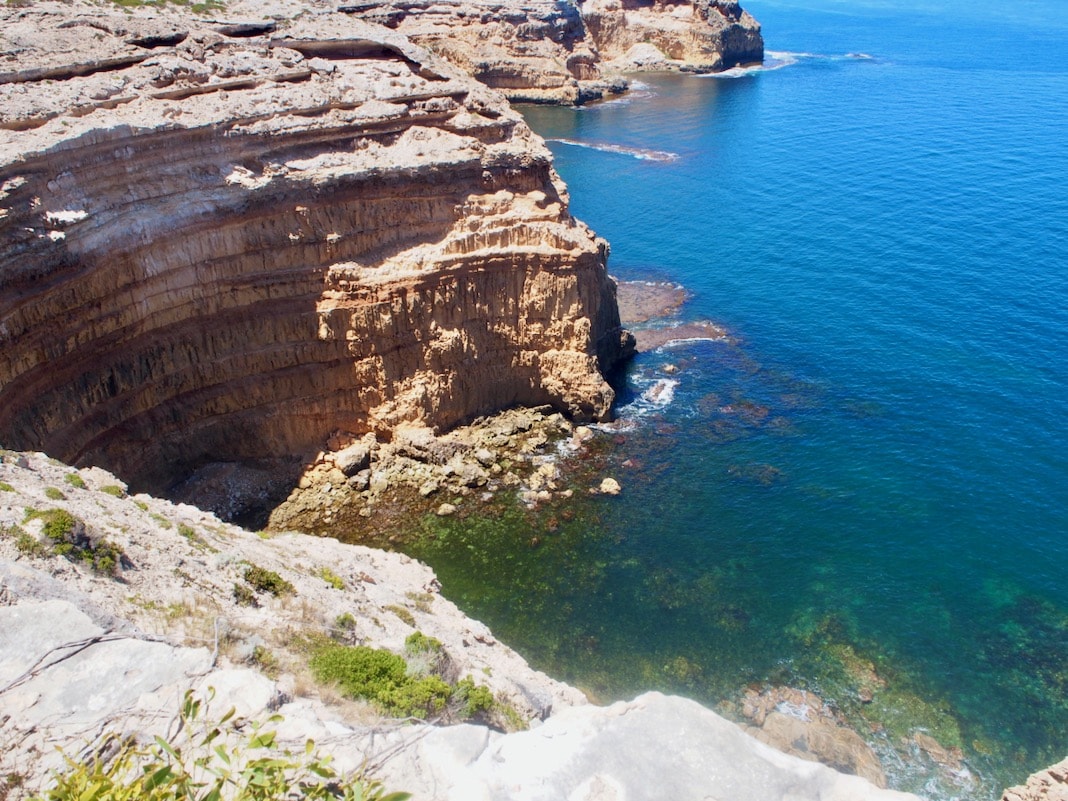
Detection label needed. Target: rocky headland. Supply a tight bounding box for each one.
[0,0,634,513]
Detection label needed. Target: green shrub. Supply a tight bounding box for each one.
[100,485,126,497]
[44,487,66,500]
[452,676,496,719]
[30,689,409,801]
[24,508,78,541]
[334,612,357,636]
[4,524,47,558]
[0,481,14,492]
[308,643,451,719]
[20,509,124,575]
[63,473,86,490]
[250,645,279,678]
[244,564,295,597]
[316,566,345,590]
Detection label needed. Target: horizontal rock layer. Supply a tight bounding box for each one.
[0,1,631,494]
[345,0,764,103]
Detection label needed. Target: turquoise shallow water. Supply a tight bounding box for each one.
[406,1,1068,797]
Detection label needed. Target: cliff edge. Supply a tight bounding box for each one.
[0,451,918,801]
[0,0,632,500]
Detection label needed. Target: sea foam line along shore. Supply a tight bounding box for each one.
[546,138,680,162]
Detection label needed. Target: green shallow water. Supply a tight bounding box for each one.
[356,0,1068,797]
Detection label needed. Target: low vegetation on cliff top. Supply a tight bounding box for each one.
[31,690,409,801]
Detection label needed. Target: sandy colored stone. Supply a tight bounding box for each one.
[0,0,632,501]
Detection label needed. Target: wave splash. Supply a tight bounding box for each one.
[708,50,877,78]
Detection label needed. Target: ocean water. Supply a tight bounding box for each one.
[402,1,1068,797]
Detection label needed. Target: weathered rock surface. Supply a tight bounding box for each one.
[740,686,888,788]
[0,0,631,501]
[585,0,764,75]
[1002,758,1068,801]
[1,453,918,801]
[342,0,763,104]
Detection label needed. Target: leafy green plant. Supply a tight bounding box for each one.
[44,487,66,500]
[64,473,87,490]
[243,564,295,597]
[20,508,125,575]
[308,643,451,719]
[452,677,495,719]
[100,485,126,497]
[30,689,409,801]
[316,567,345,590]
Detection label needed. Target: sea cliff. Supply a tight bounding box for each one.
[0,0,632,502]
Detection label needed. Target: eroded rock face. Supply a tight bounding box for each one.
[0,1,631,495]
[1002,758,1068,801]
[343,0,763,104]
[584,0,764,74]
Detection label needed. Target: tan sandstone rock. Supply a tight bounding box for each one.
[1002,758,1068,801]
[0,0,632,500]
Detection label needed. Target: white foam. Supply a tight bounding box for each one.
[547,138,680,163]
[707,51,877,79]
[641,378,678,407]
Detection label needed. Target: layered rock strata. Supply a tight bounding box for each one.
[342,0,763,104]
[0,1,631,497]
[584,0,764,74]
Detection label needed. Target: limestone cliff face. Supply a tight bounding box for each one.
[583,0,764,72]
[343,0,763,104]
[0,1,631,494]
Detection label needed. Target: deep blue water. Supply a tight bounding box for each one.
[405,1,1068,797]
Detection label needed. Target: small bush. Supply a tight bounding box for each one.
[30,689,410,801]
[63,473,86,490]
[0,481,14,492]
[4,524,47,558]
[453,676,495,719]
[250,645,279,678]
[244,564,295,597]
[316,566,345,590]
[20,509,125,575]
[308,643,450,719]
[334,612,357,635]
[100,485,126,497]
[44,487,66,500]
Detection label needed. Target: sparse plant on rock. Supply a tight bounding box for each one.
[100,485,126,497]
[316,567,345,590]
[44,487,65,500]
[63,473,86,490]
[29,689,409,801]
[21,508,126,575]
[243,564,295,597]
